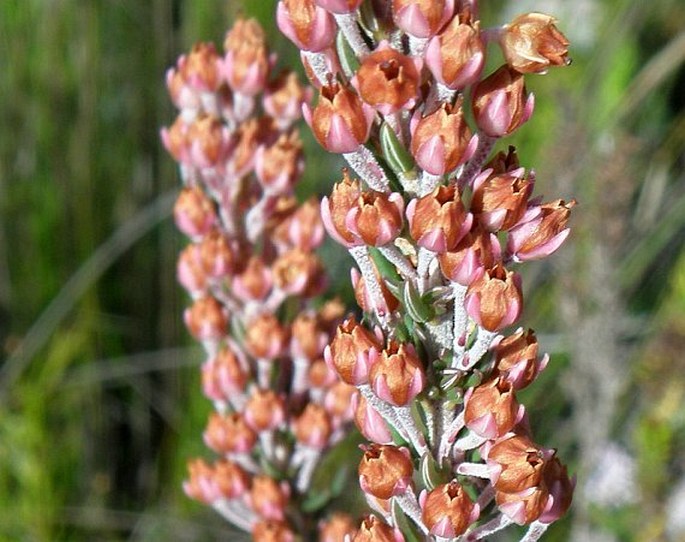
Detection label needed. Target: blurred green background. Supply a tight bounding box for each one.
[1,0,684,540]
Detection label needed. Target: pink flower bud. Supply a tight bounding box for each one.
[201,346,249,401]
[464,377,521,439]
[369,341,426,406]
[420,481,480,537]
[316,0,363,12]
[392,0,455,38]
[177,243,208,294]
[244,389,287,432]
[358,444,413,500]
[506,199,575,262]
[465,264,523,331]
[277,0,337,52]
[472,65,535,137]
[245,313,290,360]
[353,393,394,444]
[293,404,333,449]
[425,8,485,90]
[223,18,270,95]
[438,224,502,286]
[253,521,296,542]
[324,316,381,385]
[407,185,472,253]
[410,100,475,176]
[250,476,291,521]
[304,82,374,153]
[184,296,228,341]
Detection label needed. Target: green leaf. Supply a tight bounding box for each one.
[380,122,416,175]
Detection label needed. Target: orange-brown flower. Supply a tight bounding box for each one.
[250,475,290,520]
[487,433,549,493]
[471,168,533,232]
[464,376,520,439]
[493,328,547,389]
[411,100,474,175]
[255,131,304,195]
[272,249,324,297]
[421,481,479,537]
[201,345,249,401]
[369,341,426,406]
[182,42,223,92]
[356,44,421,115]
[321,171,364,247]
[177,243,208,294]
[324,316,381,385]
[319,513,358,542]
[465,264,523,331]
[500,13,570,74]
[425,8,485,90]
[244,389,286,431]
[305,82,374,153]
[352,515,400,542]
[324,381,358,423]
[245,313,290,359]
[232,255,272,302]
[507,199,576,262]
[199,228,235,278]
[291,312,328,360]
[345,190,405,247]
[351,265,401,316]
[252,520,295,542]
[358,444,413,499]
[438,223,502,286]
[472,65,534,137]
[174,186,217,238]
[495,485,549,525]
[407,184,472,253]
[263,71,309,128]
[293,403,333,449]
[277,0,337,52]
[203,412,257,454]
[187,115,231,168]
[183,296,228,341]
[273,197,325,252]
[223,18,270,95]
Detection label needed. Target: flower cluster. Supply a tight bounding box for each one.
[162,19,358,540]
[278,0,575,540]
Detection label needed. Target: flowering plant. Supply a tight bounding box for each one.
[162,1,576,540]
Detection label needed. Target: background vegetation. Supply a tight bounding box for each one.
[0,0,683,540]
